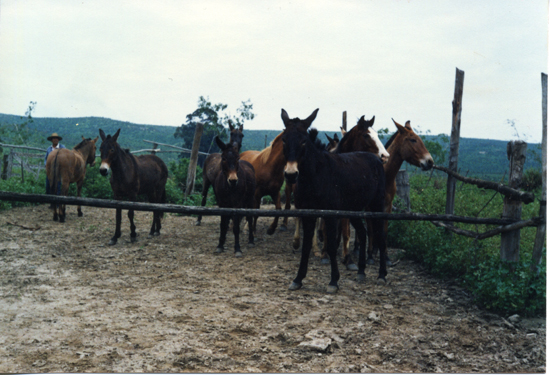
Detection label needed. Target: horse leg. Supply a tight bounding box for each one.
[266,192,281,235]
[349,218,367,282]
[311,218,322,257]
[366,219,375,265]
[323,217,340,294]
[341,218,358,270]
[196,179,211,226]
[109,208,122,245]
[280,183,293,231]
[246,215,255,246]
[59,180,70,223]
[233,215,243,257]
[76,180,84,217]
[289,216,316,291]
[216,215,230,253]
[371,217,388,282]
[128,209,137,243]
[292,217,301,250]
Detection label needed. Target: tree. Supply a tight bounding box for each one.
[0,101,36,154]
[174,96,255,166]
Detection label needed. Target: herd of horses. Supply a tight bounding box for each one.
[45,109,434,293]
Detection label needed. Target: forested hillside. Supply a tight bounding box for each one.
[0,113,542,180]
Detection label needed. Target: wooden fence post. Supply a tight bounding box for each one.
[445,68,465,218]
[531,72,547,273]
[151,143,158,155]
[342,111,347,131]
[395,170,410,212]
[500,140,528,263]
[1,154,8,180]
[184,123,204,199]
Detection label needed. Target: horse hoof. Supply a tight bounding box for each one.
[289,282,302,291]
[195,221,201,226]
[78,212,83,217]
[130,237,137,243]
[108,239,117,246]
[326,285,339,294]
[386,260,393,267]
[292,240,301,250]
[154,232,160,237]
[147,234,154,239]
[267,227,276,235]
[377,277,387,285]
[321,258,330,265]
[215,247,224,254]
[279,225,288,232]
[367,258,375,265]
[59,217,65,223]
[346,263,359,271]
[248,242,255,248]
[235,251,243,258]
[357,274,366,283]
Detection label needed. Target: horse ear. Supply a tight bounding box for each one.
[228,120,235,131]
[82,136,85,141]
[281,109,290,125]
[99,129,106,141]
[340,127,347,136]
[239,124,243,132]
[334,133,339,141]
[392,118,406,134]
[368,116,375,127]
[112,129,121,142]
[404,120,412,130]
[92,136,99,144]
[303,108,319,128]
[325,133,332,143]
[215,136,226,151]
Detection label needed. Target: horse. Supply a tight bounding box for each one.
[98,128,168,245]
[212,136,256,257]
[239,132,286,235]
[196,122,244,226]
[45,136,99,222]
[281,108,388,293]
[366,118,434,263]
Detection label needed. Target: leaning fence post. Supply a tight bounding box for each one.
[184,122,204,200]
[500,140,528,263]
[1,153,8,180]
[342,111,347,131]
[395,170,410,212]
[531,72,547,273]
[445,68,465,219]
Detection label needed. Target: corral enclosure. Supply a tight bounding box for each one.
[0,204,545,373]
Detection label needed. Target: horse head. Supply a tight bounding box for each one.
[228,120,244,151]
[325,133,340,152]
[281,108,319,184]
[82,136,99,167]
[98,128,122,176]
[215,136,241,188]
[337,115,389,163]
[390,119,434,171]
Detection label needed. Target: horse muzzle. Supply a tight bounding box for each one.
[420,157,434,171]
[99,161,111,176]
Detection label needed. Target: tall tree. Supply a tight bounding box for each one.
[174,96,255,166]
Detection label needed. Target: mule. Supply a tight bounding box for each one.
[98,129,168,245]
[196,122,244,226]
[46,136,98,222]
[240,132,286,235]
[281,108,388,293]
[212,136,256,257]
[366,119,434,263]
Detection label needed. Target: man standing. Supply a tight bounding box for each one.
[44,133,66,198]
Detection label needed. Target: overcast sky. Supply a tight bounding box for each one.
[0,1,547,142]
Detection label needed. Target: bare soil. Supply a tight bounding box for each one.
[0,204,545,373]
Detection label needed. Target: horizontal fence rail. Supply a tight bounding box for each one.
[0,191,541,227]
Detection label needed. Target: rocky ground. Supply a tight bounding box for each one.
[0,204,545,373]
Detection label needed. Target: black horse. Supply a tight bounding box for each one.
[99,129,168,245]
[212,136,256,257]
[281,108,388,293]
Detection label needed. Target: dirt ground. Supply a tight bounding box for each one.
[0,204,545,373]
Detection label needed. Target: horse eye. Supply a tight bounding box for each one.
[410,139,417,143]
[110,148,115,153]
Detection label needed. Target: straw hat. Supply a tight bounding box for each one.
[47,133,63,141]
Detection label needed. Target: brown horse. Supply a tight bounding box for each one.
[239,132,286,235]
[46,136,98,222]
[212,136,256,257]
[366,119,434,264]
[196,122,244,226]
[98,129,168,245]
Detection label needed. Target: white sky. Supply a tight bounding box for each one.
[0,1,547,142]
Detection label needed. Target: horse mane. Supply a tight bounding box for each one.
[308,128,325,151]
[384,131,398,149]
[258,132,283,165]
[73,138,92,150]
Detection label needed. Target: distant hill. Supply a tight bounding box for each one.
[0,113,542,179]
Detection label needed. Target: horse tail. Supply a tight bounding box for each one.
[52,151,60,195]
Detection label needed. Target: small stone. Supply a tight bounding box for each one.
[526,333,537,339]
[368,311,380,321]
[298,338,331,352]
[508,314,521,323]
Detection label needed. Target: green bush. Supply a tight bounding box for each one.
[388,172,546,315]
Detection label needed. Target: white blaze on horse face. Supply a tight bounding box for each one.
[100,160,111,174]
[227,170,238,185]
[368,128,390,164]
[419,153,435,170]
[284,161,299,176]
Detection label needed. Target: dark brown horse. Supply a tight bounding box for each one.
[366,119,434,263]
[240,132,286,235]
[196,122,244,226]
[282,108,388,293]
[46,136,98,222]
[212,136,256,257]
[98,129,168,245]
